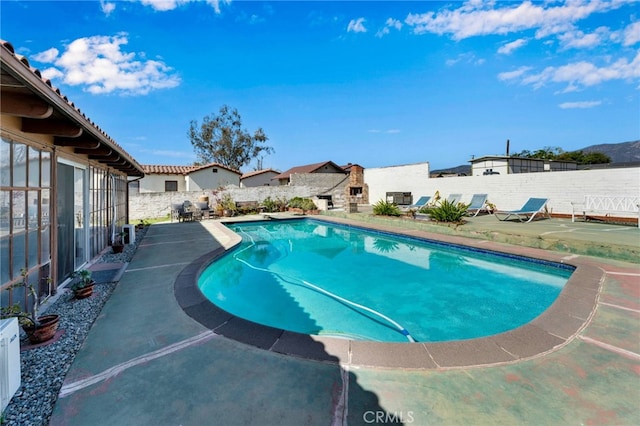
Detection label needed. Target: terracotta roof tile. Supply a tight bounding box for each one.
[142,162,242,175]
[272,161,346,180]
[240,168,280,179]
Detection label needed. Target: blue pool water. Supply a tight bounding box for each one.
[198,219,573,343]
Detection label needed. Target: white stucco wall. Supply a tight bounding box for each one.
[139,174,186,193]
[241,172,279,187]
[186,167,240,191]
[364,162,430,205]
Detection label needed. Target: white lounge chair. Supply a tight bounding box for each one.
[494,198,549,223]
[403,196,431,210]
[445,193,462,204]
[467,194,488,217]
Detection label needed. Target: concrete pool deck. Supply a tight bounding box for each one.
[50,214,639,425]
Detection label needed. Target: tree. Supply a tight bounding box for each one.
[188,105,274,170]
[514,146,610,165]
[556,150,611,164]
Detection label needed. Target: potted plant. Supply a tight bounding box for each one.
[71,269,95,299]
[0,268,59,344]
[112,231,126,253]
[221,194,237,217]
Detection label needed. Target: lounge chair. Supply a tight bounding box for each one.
[445,194,462,204]
[403,196,431,210]
[467,194,489,217]
[494,198,549,223]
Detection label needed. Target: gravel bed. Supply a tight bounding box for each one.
[1,227,148,426]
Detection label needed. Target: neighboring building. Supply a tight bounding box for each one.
[470,155,577,176]
[131,163,241,193]
[240,168,280,187]
[1,40,144,295]
[272,161,347,185]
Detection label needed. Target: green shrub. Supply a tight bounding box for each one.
[372,199,402,216]
[288,197,305,209]
[288,197,316,211]
[261,196,279,213]
[423,199,469,222]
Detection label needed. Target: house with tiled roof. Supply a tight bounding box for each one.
[270,160,369,206]
[240,168,280,187]
[272,161,347,186]
[132,163,241,193]
[1,40,144,292]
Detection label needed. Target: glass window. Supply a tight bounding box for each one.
[28,230,38,269]
[27,190,39,230]
[0,139,51,290]
[12,191,25,232]
[0,190,9,236]
[165,180,178,192]
[13,143,27,187]
[11,233,25,276]
[0,138,10,186]
[28,147,40,187]
[41,151,51,187]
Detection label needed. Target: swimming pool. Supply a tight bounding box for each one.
[198,219,574,343]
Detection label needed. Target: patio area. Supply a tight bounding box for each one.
[49,214,639,425]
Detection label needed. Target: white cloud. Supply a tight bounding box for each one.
[558,100,602,109]
[376,18,403,38]
[40,67,64,81]
[558,27,609,50]
[623,21,640,46]
[404,0,626,40]
[498,66,533,81]
[32,47,59,63]
[32,34,181,95]
[368,129,400,134]
[515,51,640,89]
[101,1,116,16]
[138,0,229,13]
[498,38,528,55]
[347,18,367,33]
[446,52,485,67]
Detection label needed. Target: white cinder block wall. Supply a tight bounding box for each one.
[366,163,431,206]
[365,166,640,217]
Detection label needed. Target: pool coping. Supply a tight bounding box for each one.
[174,216,603,370]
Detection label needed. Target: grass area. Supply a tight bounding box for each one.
[135,215,171,225]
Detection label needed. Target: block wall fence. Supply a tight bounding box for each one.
[366,166,640,217]
[129,166,640,221]
[129,184,335,220]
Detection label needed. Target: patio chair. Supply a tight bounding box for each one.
[171,202,192,222]
[445,194,462,204]
[402,196,431,211]
[494,198,549,223]
[467,194,489,217]
[194,201,211,220]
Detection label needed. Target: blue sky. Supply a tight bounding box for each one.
[2,1,639,172]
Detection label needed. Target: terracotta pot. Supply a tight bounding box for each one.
[23,314,60,344]
[112,244,124,253]
[74,282,95,299]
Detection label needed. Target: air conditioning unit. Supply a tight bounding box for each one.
[1,318,21,414]
[122,224,136,245]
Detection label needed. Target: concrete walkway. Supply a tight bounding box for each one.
[50,215,640,425]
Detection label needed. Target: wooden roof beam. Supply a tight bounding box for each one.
[22,118,82,137]
[0,90,53,118]
[54,135,100,149]
[74,146,112,156]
